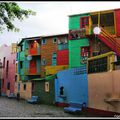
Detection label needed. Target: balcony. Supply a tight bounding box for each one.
[24,68,40,75]
[25,48,40,56]
[68,28,87,40]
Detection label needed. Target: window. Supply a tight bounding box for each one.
[3,57,6,68]
[32,82,35,92]
[41,58,46,65]
[15,75,17,82]
[88,57,107,73]
[6,60,9,78]
[45,82,49,92]
[7,82,10,90]
[23,84,26,91]
[52,53,57,66]
[80,17,89,28]
[2,79,4,88]
[20,61,23,69]
[53,38,57,43]
[60,86,64,96]
[42,38,46,45]
[81,46,90,57]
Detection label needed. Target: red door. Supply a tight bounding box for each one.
[30,60,37,74]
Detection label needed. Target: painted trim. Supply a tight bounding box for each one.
[88,51,115,61]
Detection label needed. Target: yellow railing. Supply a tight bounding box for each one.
[88,51,116,72]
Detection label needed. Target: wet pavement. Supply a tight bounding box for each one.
[0,97,87,118]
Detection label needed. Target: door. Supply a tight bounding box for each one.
[30,60,37,74]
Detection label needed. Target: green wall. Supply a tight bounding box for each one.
[69,38,89,68]
[69,13,90,68]
[32,79,55,105]
[69,13,90,30]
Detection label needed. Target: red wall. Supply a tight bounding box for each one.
[57,50,69,65]
[115,9,120,37]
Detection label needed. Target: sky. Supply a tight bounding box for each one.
[0,1,120,45]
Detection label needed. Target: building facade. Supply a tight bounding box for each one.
[0,44,17,97]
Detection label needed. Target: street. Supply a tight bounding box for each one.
[0,97,86,118]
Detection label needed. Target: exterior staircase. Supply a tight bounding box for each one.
[98,27,120,56]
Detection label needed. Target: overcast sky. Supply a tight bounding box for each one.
[0,1,120,46]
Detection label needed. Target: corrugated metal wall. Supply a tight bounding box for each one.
[69,38,89,68]
[57,50,69,65]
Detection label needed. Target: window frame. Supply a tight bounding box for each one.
[41,58,46,66]
[45,82,49,92]
[53,37,57,44]
[42,38,46,45]
[23,84,26,91]
[80,16,89,28]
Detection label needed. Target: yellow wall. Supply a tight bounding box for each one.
[14,81,32,100]
[88,70,120,113]
[45,65,68,75]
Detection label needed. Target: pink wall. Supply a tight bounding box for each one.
[88,70,120,113]
[0,44,16,95]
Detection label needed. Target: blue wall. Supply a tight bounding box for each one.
[55,65,88,106]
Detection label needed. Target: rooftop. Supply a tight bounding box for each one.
[68,8,120,17]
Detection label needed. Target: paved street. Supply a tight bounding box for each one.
[0,97,86,118]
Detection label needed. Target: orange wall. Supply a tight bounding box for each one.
[14,81,32,100]
[88,70,120,113]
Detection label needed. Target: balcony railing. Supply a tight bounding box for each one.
[25,48,40,56]
[24,68,40,75]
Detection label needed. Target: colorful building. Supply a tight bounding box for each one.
[0,44,17,97]
[16,34,68,101]
[68,8,120,115]
[68,13,90,68]
[16,36,41,100]
[40,34,68,77]
[0,7,118,115]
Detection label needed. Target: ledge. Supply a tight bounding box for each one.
[59,95,67,99]
[104,98,120,102]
